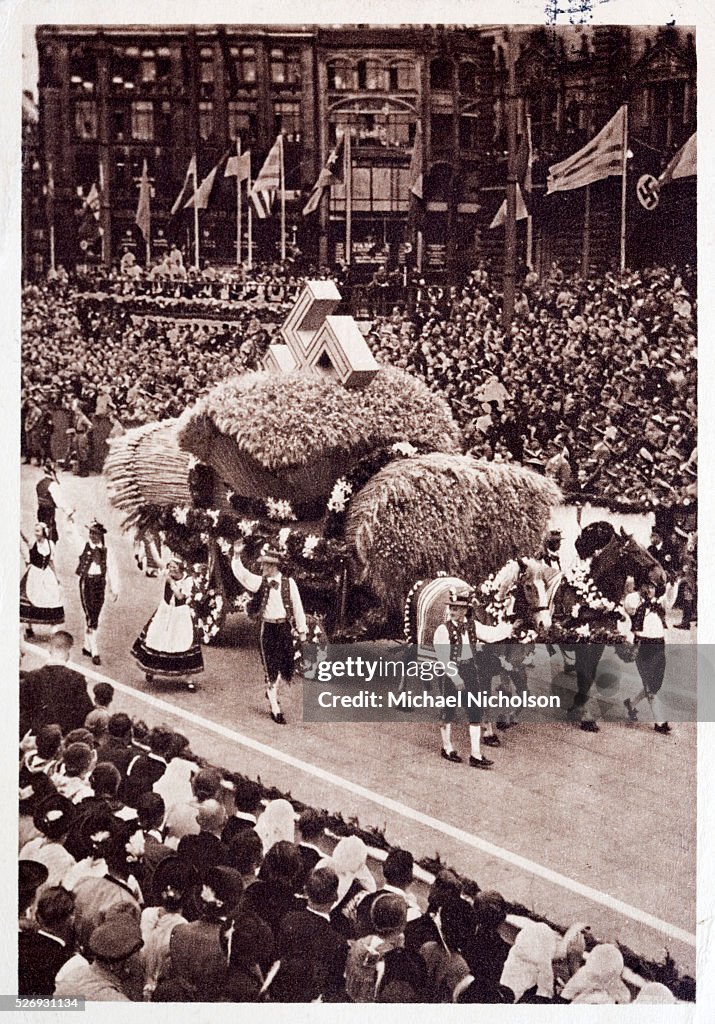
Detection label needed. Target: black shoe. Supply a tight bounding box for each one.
[674,623,691,630]
[563,664,576,674]
[654,722,672,735]
[580,720,599,733]
[145,672,154,684]
[469,755,493,769]
[441,748,462,763]
[92,655,101,666]
[82,647,91,658]
[24,627,35,640]
[623,698,638,723]
[483,735,501,748]
[271,711,286,725]
[496,720,510,731]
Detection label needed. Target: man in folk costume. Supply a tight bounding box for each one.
[75,521,119,666]
[433,589,510,769]
[231,542,307,724]
[622,575,678,734]
[36,462,74,544]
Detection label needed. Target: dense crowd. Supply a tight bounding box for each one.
[22,258,696,508]
[369,263,697,507]
[18,631,686,1004]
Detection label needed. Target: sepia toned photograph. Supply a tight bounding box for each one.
[15,10,699,1010]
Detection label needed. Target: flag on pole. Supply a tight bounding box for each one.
[489,183,529,228]
[225,150,251,182]
[409,123,424,200]
[249,136,282,219]
[547,105,627,193]
[184,152,232,210]
[659,132,696,185]
[135,159,151,243]
[170,154,197,216]
[78,182,101,246]
[302,134,345,216]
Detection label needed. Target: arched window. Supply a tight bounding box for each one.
[357,59,384,91]
[430,56,453,91]
[389,61,415,91]
[327,59,357,91]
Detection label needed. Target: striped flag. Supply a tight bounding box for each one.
[249,136,282,219]
[547,106,627,194]
[170,154,197,216]
[303,134,345,216]
[659,132,696,185]
[135,159,151,243]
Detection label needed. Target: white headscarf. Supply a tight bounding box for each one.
[560,943,631,1004]
[500,921,559,1001]
[255,799,295,853]
[634,982,677,1004]
[316,835,377,901]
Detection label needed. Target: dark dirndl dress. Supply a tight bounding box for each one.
[131,578,203,677]
[20,543,65,626]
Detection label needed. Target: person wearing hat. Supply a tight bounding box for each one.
[19,859,49,923]
[73,519,119,666]
[433,588,511,769]
[36,462,74,544]
[51,742,96,805]
[131,552,203,691]
[20,794,77,889]
[622,576,678,735]
[344,892,409,1002]
[232,541,308,724]
[140,856,192,999]
[54,913,144,1001]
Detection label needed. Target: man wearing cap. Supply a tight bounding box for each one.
[433,589,511,769]
[74,520,119,666]
[36,462,74,544]
[232,541,307,724]
[53,914,144,1001]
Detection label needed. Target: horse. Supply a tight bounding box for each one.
[516,522,666,725]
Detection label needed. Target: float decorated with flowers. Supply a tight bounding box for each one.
[105,282,562,641]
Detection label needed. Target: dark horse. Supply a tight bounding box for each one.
[517,521,666,727]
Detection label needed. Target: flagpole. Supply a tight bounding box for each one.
[193,158,200,270]
[525,115,534,271]
[47,161,56,273]
[502,28,517,333]
[236,138,242,266]
[247,163,253,270]
[345,130,352,266]
[279,134,286,263]
[619,104,628,273]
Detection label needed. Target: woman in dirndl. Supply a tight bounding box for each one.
[20,523,65,639]
[131,555,203,691]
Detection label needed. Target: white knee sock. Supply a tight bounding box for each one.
[266,680,281,715]
[440,724,453,753]
[469,724,483,759]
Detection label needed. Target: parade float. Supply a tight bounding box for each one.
[105,281,562,641]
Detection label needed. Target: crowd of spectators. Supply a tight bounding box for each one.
[23,257,695,508]
[19,631,687,1004]
[369,262,697,508]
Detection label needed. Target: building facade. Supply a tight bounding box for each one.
[30,24,696,279]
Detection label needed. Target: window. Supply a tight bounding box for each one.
[140,50,156,83]
[74,100,98,140]
[131,101,154,141]
[431,113,453,146]
[112,104,126,142]
[270,48,300,86]
[156,101,172,146]
[228,100,257,141]
[232,46,256,85]
[459,62,477,96]
[75,149,99,193]
[199,101,214,141]
[430,57,453,91]
[389,62,415,91]
[273,101,301,141]
[327,59,356,91]
[357,59,383,91]
[459,113,479,151]
[200,48,214,99]
[69,51,96,91]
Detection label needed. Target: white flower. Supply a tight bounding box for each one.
[206,510,220,526]
[571,603,582,618]
[173,506,189,525]
[217,537,232,555]
[392,441,418,457]
[302,534,320,558]
[187,454,198,469]
[266,497,296,521]
[327,477,353,513]
[278,526,291,549]
[575,625,591,637]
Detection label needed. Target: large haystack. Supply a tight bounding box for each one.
[177,367,462,503]
[104,419,193,529]
[345,454,562,615]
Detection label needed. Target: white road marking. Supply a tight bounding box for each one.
[23,643,696,948]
